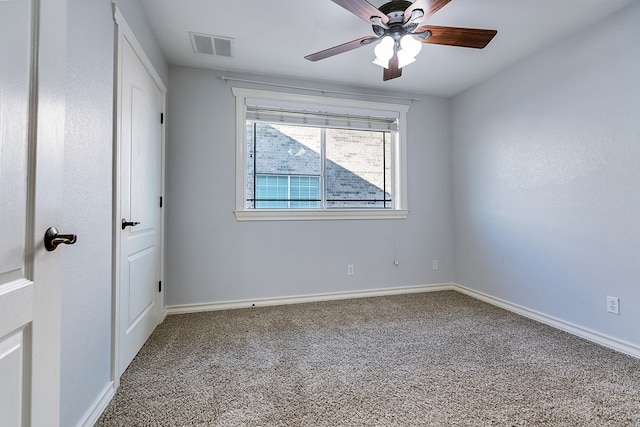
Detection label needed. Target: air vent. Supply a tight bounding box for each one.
[189,32,234,58]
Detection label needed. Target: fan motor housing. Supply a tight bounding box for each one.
[372,0,414,37]
[378,0,412,16]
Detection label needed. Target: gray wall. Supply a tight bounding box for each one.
[61,0,167,425]
[451,2,640,346]
[166,68,453,306]
[62,1,113,424]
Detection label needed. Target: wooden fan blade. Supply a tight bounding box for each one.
[417,25,497,49]
[404,0,451,23]
[383,53,402,81]
[305,36,378,61]
[331,0,389,25]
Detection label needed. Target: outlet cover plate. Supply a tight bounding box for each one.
[347,265,354,276]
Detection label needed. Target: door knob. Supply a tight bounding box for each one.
[44,227,77,252]
[121,218,140,230]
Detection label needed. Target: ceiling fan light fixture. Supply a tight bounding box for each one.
[400,34,422,57]
[373,56,390,69]
[397,51,416,68]
[373,36,394,68]
[396,34,422,68]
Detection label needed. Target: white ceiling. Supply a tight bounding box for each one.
[139,0,635,97]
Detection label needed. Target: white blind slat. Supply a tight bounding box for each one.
[245,100,399,132]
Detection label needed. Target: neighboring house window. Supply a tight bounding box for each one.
[255,174,321,209]
[233,88,409,221]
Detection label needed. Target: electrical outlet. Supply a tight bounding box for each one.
[607,296,620,315]
[347,264,354,276]
[432,260,439,270]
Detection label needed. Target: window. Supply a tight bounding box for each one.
[247,123,391,209]
[233,88,409,221]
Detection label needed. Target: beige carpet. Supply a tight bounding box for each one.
[96,291,640,426]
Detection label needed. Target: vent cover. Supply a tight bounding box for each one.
[189,32,234,57]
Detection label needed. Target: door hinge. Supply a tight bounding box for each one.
[160,196,163,208]
[160,113,164,124]
[158,281,162,292]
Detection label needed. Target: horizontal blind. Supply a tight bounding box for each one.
[245,105,398,132]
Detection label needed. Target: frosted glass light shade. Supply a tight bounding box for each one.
[397,35,422,68]
[400,34,422,57]
[397,51,416,68]
[373,57,390,68]
[373,36,395,69]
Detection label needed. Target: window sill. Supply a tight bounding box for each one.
[234,209,409,222]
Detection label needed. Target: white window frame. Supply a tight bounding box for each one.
[233,87,409,221]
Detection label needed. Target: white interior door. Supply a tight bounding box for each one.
[0,0,67,425]
[117,30,163,375]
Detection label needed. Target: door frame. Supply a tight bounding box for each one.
[112,5,167,388]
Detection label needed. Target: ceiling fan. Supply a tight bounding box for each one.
[305,0,497,81]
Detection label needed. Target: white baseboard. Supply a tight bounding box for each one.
[453,283,640,359]
[166,283,455,315]
[167,282,639,359]
[79,381,115,427]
